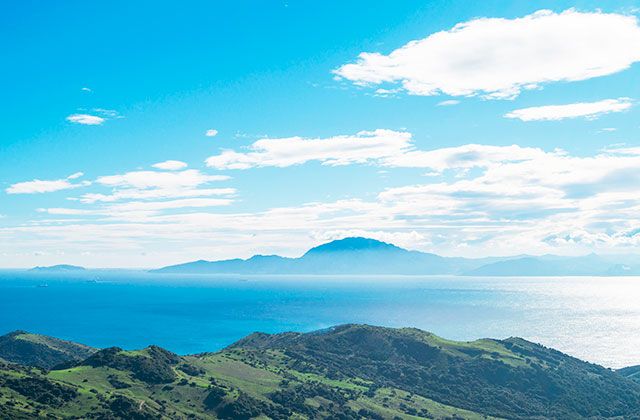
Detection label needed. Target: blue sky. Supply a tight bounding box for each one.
[2,0,640,267]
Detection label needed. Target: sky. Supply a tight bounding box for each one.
[2,0,640,268]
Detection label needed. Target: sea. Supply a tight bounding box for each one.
[1,270,639,369]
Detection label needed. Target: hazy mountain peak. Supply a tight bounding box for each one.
[152,236,640,276]
[304,237,403,255]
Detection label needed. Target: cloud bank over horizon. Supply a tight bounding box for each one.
[5,127,640,267]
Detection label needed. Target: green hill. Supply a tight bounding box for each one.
[1,325,639,419]
[0,331,96,370]
[619,365,640,383]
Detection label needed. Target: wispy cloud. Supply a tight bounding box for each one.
[205,129,544,172]
[66,114,105,125]
[6,173,90,194]
[206,129,413,169]
[437,100,460,106]
[206,129,219,137]
[152,160,188,171]
[79,187,236,204]
[334,10,640,99]
[66,109,123,125]
[97,169,229,189]
[505,98,633,121]
[78,167,234,204]
[40,198,233,216]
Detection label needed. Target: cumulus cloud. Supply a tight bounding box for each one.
[505,98,633,121]
[152,160,188,171]
[206,129,218,137]
[6,173,89,194]
[206,129,413,169]
[66,114,105,125]
[334,9,640,99]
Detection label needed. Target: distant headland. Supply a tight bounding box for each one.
[29,264,86,273]
[151,237,640,276]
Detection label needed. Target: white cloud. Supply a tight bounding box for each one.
[76,169,234,205]
[384,143,547,172]
[334,10,640,99]
[6,173,89,194]
[67,172,84,180]
[437,100,460,106]
[79,188,236,204]
[66,114,105,125]
[152,160,188,171]
[206,129,219,137]
[505,98,633,121]
[81,87,92,92]
[37,208,92,216]
[93,108,121,118]
[66,109,122,125]
[205,129,413,169]
[109,198,233,212]
[39,197,233,218]
[97,169,229,189]
[11,133,640,265]
[205,129,545,173]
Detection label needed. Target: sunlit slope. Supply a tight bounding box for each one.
[0,331,96,370]
[1,325,640,419]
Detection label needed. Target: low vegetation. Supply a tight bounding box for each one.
[1,325,639,419]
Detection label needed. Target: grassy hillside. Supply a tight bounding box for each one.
[1,325,639,419]
[0,331,96,370]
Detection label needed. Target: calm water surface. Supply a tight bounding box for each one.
[1,270,639,368]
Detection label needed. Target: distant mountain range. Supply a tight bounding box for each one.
[152,237,640,276]
[29,264,86,273]
[1,325,639,419]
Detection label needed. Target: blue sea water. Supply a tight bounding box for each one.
[1,270,639,368]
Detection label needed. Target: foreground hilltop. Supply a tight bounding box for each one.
[152,236,640,276]
[0,331,95,370]
[1,325,640,419]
